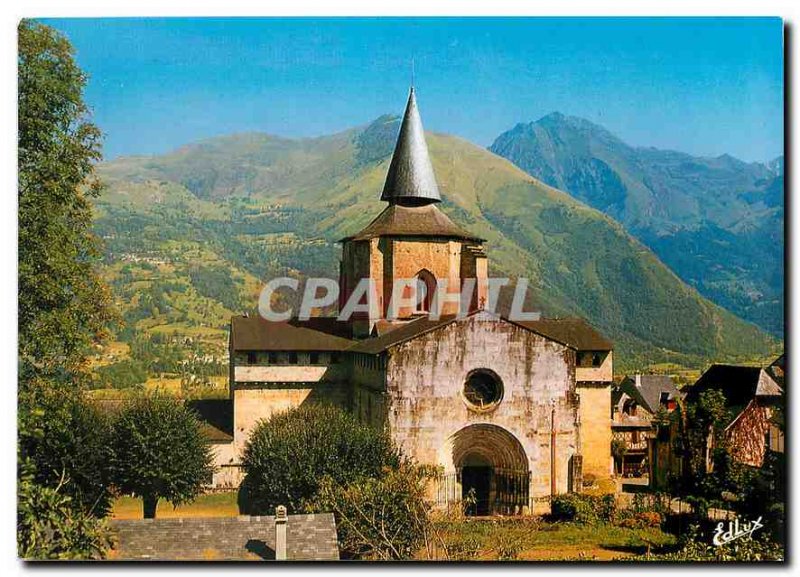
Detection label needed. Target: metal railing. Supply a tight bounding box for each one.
[433,468,531,516]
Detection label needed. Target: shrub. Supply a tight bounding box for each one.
[109,393,215,518]
[616,511,663,529]
[308,463,432,560]
[17,464,113,560]
[19,387,114,516]
[240,404,400,514]
[550,493,616,524]
[632,525,783,561]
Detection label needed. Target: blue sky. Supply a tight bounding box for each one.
[42,17,783,162]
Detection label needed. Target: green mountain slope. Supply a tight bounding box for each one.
[94,117,779,374]
[489,113,784,336]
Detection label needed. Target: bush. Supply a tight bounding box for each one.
[17,465,113,560]
[550,493,616,524]
[616,511,663,529]
[19,385,114,516]
[109,393,215,518]
[240,404,400,514]
[308,463,432,560]
[632,525,783,561]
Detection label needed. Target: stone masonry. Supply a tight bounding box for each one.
[109,514,339,561]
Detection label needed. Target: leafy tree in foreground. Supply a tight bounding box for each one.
[17,407,112,559]
[19,387,114,516]
[18,19,114,384]
[109,394,215,518]
[17,19,116,557]
[240,404,400,514]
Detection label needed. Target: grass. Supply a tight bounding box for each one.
[432,517,677,561]
[111,491,239,519]
[110,491,677,561]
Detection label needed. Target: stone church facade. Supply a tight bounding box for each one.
[215,89,614,514]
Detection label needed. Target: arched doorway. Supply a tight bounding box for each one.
[441,424,530,516]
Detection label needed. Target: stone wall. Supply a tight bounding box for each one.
[576,383,613,479]
[109,514,338,561]
[232,383,349,455]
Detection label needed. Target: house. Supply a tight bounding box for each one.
[214,88,615,514]
[683,361,783,468]
[611,374,682,477]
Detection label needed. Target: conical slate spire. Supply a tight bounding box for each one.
[380,88,442,205]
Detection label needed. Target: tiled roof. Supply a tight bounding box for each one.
[230,316,354,352]
[341,203,483,242]
[347,311,613,354]
[614,375,682,415]
[684,364,783,418]
[511,317,613,351]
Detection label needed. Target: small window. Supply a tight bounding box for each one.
[247,352,257,365]
[592,352,602,367]
[330,353,340,364]
[268,352,278,364]
[659,392,670,406]
[288,352,298,364]
[463,369,504,412]
[310,352,320,365]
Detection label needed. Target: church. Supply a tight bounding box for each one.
[213,89,614,515]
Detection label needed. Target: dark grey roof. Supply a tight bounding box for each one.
[341,203,484,242]
[685,364,783,411]
[187,399,233,443]
[347,312,612,355]
[511,317,613,351]
[110,514,339,560]
[230,316,354,352]
[380,88,442,206]
[615,375,682,414]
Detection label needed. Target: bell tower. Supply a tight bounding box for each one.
[339,88,488,337]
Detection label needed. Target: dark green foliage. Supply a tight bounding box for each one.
[109,393,215,518]
[550,493,616,525]
[240,404,400,514]
[739,452,785,541]
[188,264,244,311]
[17,20,115,558]
[308,463,432,560]
[18,19,115,382]
[631,525,783,562]
[19,387,114,516]
[676,390,733,508]
[17,464,113,560]
[93,358,148,389]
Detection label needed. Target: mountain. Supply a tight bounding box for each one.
[489,112,784,336]
[92,117,779,378]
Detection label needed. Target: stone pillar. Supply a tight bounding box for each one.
[275,505,287,560]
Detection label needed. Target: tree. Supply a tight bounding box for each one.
[109,394,215,518]
[18,20,114,384]
[19,388,114,516]
[240,404,400,514]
